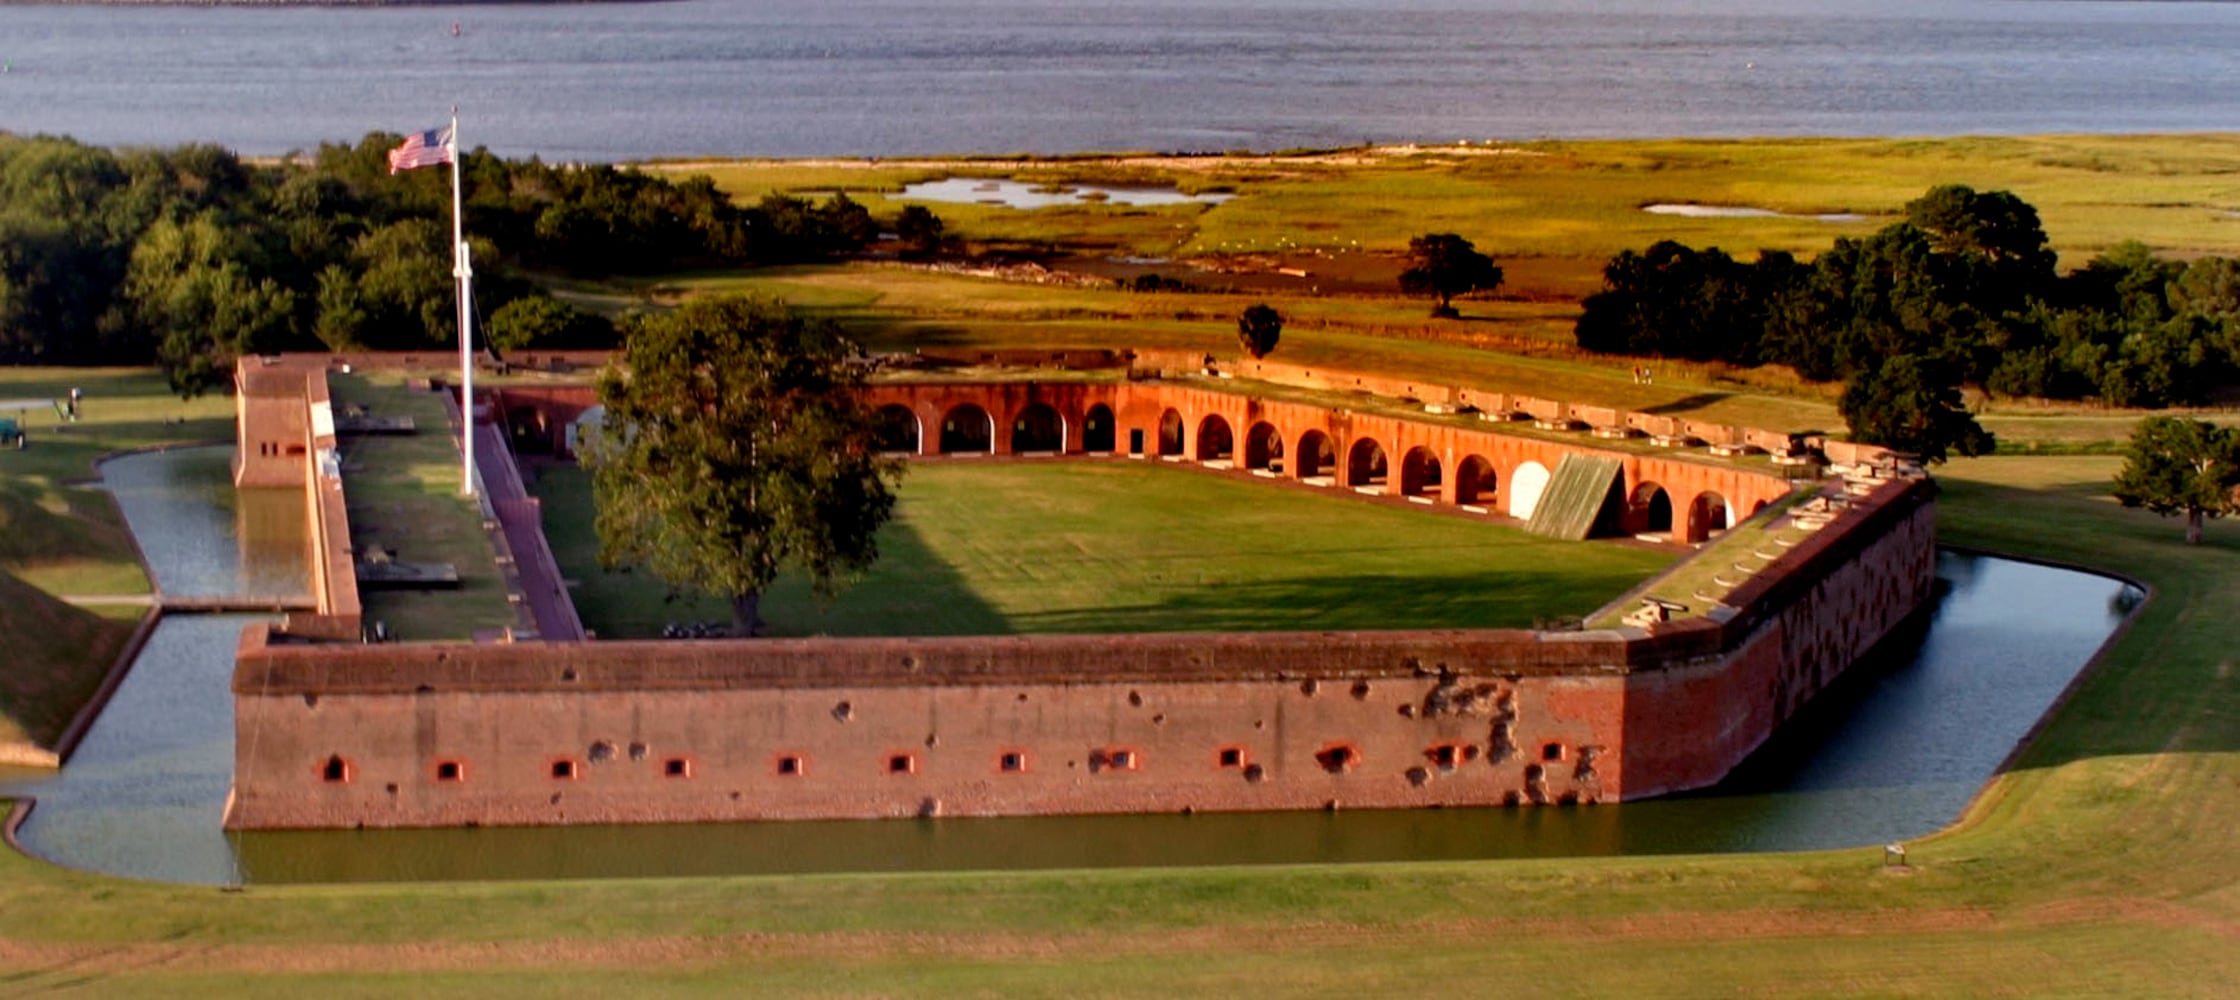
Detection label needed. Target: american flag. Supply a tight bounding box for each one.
[387,125,455,175]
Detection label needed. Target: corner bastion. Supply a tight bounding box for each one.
[221,351,1935,829]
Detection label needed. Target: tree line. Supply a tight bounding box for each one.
[0,133,934,395]
[1575,185,2240,458]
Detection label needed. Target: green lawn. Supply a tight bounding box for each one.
[532,460,1675,638]
[326,374,515,641]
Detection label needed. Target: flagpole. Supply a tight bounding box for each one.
[450,108,476,497]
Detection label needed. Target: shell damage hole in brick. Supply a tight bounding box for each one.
[999,751,1027,773]
[663,757,692,778]
[1427,744,1462,770]
[550,759,579,780]
[1127,690,1143,707]
[320,755,352,783]
[1299,678,1320,696]
[832,701,854,722]
[433,760,465,782]
[628,741,649,762]
[1242,763,1266,783]
[1216,746,1246,769]
[1406,766,1430,786]
[589,740,616,764]
[1350,680,1372,700]
[887,753,917,775]
[301,693,318,709]
[1315,744,1359,774]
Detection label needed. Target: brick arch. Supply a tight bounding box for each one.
[1399,446,1442,499]
[1243,421,1284,472]
[873,404,921,455]
[1010,402,1065,454]
[1156,408,1185,457]
[1455,454,1496,506]
[1630,482,1673,534]
[939,404,994,454]
[1508,460,1551,519]
[1196,414,1235,462]
[1083,404,1116,453]
[1345,437,1389,489]
[1686,490,1732,543]
[1294,429,1336,480]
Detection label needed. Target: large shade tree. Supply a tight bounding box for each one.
[2112,416,2240,545]
[584,294,902,635]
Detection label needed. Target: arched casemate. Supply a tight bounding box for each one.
[939,404,994,454]
[1294,430,1337,480]
[1157,409,1185,457]
[1345,438,1389,489]
[1687,491,1732,543]
[1630,482,1673,535]
[1398,446,1442,499]
[1243,421,1285,473]
[1196,414,1235,463]
[1455,455,1496,506]
[873,404,922,454]
[1083,404,1116,453]
[1011,403,1065,454]
[1508,460,1551,519]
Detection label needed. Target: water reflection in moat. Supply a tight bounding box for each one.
[1,447,2141,884]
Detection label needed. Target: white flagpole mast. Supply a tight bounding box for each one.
[449,107,476,497]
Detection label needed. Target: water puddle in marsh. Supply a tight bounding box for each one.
[0,446,2139,884]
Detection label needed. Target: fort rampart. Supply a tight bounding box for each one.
[222,352,1934,830]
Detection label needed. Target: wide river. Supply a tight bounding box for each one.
[4,0,2239,160]
[0,447,2141,884]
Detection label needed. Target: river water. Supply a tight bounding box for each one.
[3,0,2238,160]
[0,447,2139,884]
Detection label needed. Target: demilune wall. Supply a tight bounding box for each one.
[223,476,1935,830]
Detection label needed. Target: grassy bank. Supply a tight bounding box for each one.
[0,454,2229,996]
[0,369,227,761]
[532,460,1674,638]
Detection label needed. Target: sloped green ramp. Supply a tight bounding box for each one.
[1523,454,1624,540]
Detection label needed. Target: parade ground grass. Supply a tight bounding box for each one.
[531,460,1675,638]
[0,454,2232,997]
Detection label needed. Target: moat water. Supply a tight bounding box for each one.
[1,447,2139,884]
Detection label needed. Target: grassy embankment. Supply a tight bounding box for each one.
[325,374,515,640]
[0,454,2229,995]
[531,460,1674,639]
[0,370,231,760]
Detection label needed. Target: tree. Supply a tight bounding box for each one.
[483,295,616,352]
[2112,416,2240,544]
[1837,354,1995,464]
[583,295,901,635]
[1399,233,1502,318]
[894,204,945,260]
[1237,303,1281,359]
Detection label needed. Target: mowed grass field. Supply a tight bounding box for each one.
[0,455,2231,996]
[532,460,1673,637]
